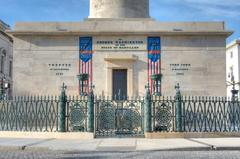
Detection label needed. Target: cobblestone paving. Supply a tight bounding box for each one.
[1,150,240,159]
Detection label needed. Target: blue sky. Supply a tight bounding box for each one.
[0,0,239,43]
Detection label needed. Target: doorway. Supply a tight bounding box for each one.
[112,69,127,99]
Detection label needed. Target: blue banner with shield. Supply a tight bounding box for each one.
[79,37,93,62]
[147,37,161,62]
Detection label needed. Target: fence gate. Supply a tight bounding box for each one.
[95,97,144,137]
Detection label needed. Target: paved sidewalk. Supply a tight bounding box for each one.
[1,137,240,152]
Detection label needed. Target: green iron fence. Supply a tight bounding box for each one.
[95,96,144,137]
[183,97,240,132]
[0,83,90,133]
[0,94,88,132]
[0,83,240,136]
[0,96,60,132]
[151,96,240,133]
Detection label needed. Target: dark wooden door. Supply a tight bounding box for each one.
[112,69,127,99]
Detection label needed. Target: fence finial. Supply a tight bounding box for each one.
[145,82,150,91]
[90,82,95,92]
[175,83,180,91]
[61,83,67,91]
[175,83,181,98]
[145,82,151,96]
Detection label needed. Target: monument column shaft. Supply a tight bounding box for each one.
[89,0,150,18]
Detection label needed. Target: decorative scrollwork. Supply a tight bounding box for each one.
[155,103,172,131]
[95,99,144,137]
[127,102,137,109]
[98,102,115,130]
[119,109,141,132]
[70,102,86,131]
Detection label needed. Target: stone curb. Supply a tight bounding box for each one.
[145,132,240,138]
[74,146,240,152]
[146,146,240,151]
[0,132,94,140]
[37,146,240,152]
[0,146,50,151]
[2,145,240,152]
[0,146,23,151]
[0,138,55,152]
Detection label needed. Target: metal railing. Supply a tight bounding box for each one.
[151,96,240,133]
[183,97,240,132]
[0,96,60,132]
[0,83,240,135]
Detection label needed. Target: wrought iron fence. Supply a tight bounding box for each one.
[95,96,144,137]
[183,97,240,132]
[0,95,88,132]
[0,96,60,132]
[152,96,240,133]
[1,84,240,135]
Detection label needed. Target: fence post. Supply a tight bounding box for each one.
[87,87,94,132]
[144,83,152,132]
[59,83,67,132]
[175,83,182,132]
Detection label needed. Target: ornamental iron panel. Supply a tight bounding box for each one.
[66,96,88,132]
[152,96,175,132]
[0,96,59,132]
[182,97,240,132]
[95,96,144,137]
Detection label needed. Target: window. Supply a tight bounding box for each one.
[9,61,12,77]
[1,49,6,74]
[230,52,233,58]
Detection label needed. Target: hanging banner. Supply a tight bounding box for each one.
[79,37,93,62]
[148,37,161,62]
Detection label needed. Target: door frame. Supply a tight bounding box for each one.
[105,61,134,97]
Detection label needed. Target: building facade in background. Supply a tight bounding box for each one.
[0,20,13,97]
[9,0,232,96]
[226,40,240,99]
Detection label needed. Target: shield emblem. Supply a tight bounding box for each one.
[80,54,92,63]
[148,53,161,62]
